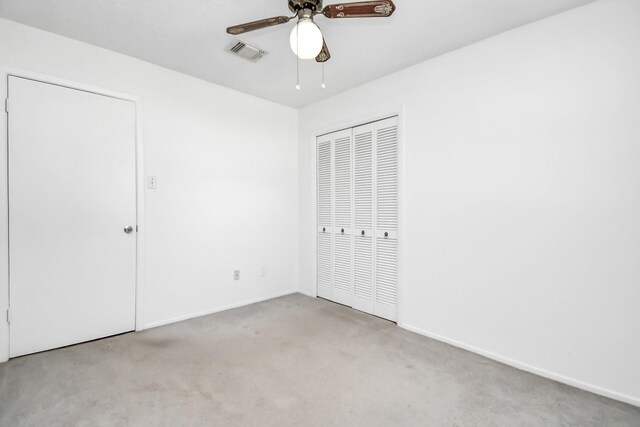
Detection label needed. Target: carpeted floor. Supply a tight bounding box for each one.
[0,293,638,426]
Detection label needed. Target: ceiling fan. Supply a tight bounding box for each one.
[226,0,397,63]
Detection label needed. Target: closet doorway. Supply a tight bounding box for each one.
[316,116,399,322]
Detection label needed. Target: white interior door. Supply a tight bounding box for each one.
[8,76,137,357]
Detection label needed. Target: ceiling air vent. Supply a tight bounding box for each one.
[225,40,268,63]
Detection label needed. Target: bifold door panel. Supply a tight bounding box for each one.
[317,117,398,321]
[316,135,333,300]
[332,130,353,306]
[373,123,399,320]
[7,76,137,357]
[352,123,375,314]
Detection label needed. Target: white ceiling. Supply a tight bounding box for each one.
[0,0,595,108]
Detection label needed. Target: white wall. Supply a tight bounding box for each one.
[298,0,640,406]
[0,18,299,361]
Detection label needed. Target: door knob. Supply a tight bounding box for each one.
[124,225,134,234]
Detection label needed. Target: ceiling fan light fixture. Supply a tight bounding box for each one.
[289,17,324,59]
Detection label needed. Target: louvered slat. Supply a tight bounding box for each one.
[317,231,332,290]
[317,141,332,228]
[376,237,397,306]
[332,132,353,305]
[334,233,351,293]
[376,125,398,231]
[354,131,373,230]
[354,235,373,300]
[352,124,375,314]
[317,138,333,299]
[373,117,398,321]
[334,136,352,229]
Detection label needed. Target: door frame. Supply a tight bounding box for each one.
[0,67,146,362]
[310,108,405,324]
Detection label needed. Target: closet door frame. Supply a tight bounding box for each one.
[312,109,404,324]
[0,67,147,363]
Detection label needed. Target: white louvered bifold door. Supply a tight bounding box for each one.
[373,117,399,321]
[316,117,399,322]
[316,135,333,300]
[332,130,354,306]
[351,123,376,315]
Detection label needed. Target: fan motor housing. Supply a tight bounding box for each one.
[288,0,323,13]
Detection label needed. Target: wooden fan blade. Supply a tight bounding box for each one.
[316,39,331,63]
[322,1,396,18]
[226,16,291,35]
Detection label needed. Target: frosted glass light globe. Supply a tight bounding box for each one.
[289,18,323,59]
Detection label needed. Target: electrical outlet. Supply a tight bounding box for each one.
[147,176,157,189]
[234,270,240,281]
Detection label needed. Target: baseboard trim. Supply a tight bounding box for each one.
[398,323,640,408]
[296,289,316,298]
[142,290,300,330]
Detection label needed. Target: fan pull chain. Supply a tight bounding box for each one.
[321,62,326,89]
[295,22,301,90]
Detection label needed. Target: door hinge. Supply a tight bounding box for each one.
[6,309,10,324]
[136,225,138,232]
[4,98,8,114]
